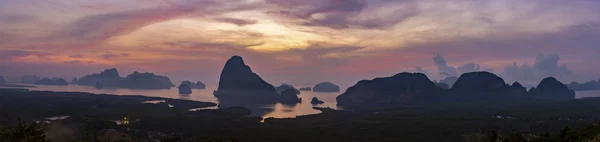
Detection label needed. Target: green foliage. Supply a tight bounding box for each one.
[0,118,49,142]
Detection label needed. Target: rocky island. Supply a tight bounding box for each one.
[181,81,206,89]
[76,68,175,90]
[34,78,68,86]
[275,84,300,94]
[178,84,192,95]
[214,56,279,104]
[313,82,340,92]
[299,87,312,91]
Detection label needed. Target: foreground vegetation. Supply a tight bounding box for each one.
[2,89,600,141]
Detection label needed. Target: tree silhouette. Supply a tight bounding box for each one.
[0,118,49,142]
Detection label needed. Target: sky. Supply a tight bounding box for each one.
[1,0,599,88]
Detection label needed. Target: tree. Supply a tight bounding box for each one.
[0,118,49,142]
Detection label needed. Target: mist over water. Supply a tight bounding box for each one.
[3,84,341,119]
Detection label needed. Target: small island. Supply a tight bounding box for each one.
[313,82,340,92]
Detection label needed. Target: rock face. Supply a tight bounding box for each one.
[0,76,5,84]
[78,69,175,90]
[214,56,278,103]
[311,97,324,105]
[119,72,174,90]
[278,89,301,104]
[439,76,458,88]
[529,77,575,99]
[34,78,68,86]
[299,87,312,91]
[77,68,122,87]
[178,84,192,95]
[336,72,448,106]
[451,72,511,99]
[276,84,300,94]
[313,82,340,92]
[181,81,206,89]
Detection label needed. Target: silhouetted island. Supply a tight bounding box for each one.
[77,68,121,87]
[337,71,575,107]
[181,81,206,89]
[276,84,300,94]
[278,89,301,104]
[178,84,192,95]
[336,72,448,106]
[214,56,279,104]
[313,82,340,92]
[451,72,517,100]
[299,87,312,91]
[21,75,41,84]
[568,80,600,91]
[34,78,68,86]
[119,72,174,90]
[311,97,324,105]
[77,68,175,90]
[529,77,575,99]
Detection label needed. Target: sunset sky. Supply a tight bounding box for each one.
[1,0,599,88]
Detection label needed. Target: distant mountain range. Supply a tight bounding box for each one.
[76,68,175,90]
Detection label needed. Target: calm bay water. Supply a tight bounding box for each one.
[4,84,600,119]
[2,84,340,119]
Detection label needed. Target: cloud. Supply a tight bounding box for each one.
[100,53,131,60]
[503,54,572,82]
[433,53,458,77]
[458,63,481,74]
[213,17,258,26]
[267,0,418,29]
[43,0,263,49]
[68,54,85,58]
[0,14,35,24]
[414,66,430,76]
[0,50,33,60]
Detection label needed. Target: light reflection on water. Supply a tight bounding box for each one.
[3,84,340,119]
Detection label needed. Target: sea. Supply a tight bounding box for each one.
[1,84,340,119]
[2,84,600,119]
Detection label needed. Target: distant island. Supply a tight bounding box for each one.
[568,80,600,91]
[313,82,340,92]
[76,68,175,90]
[21,75,41,84]
[181,81,206,89]
[299,87,312,91]
[34,77,68,86]
[275,84,300,95]
[337,72,575,107]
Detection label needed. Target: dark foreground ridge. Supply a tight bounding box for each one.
[3,88,600,141]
